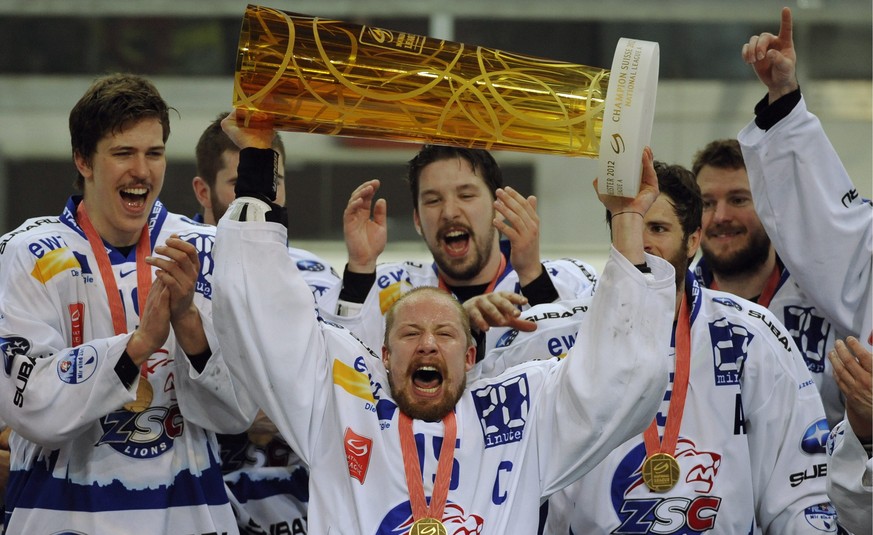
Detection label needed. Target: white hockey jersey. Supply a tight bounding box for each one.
[826,419,872,535]
[738,95,873,351]
[694,257,844,428]
[0,197,257,534]
[217,245,336,535]
[316,241,598,352]
[490,273,839,534]
[213,215,674,535]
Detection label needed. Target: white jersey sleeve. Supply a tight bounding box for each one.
[826,419,873,534]
[738,96,873,349]
[534,250,673,495]
[0,222,136,448]
[737,302,835,533]
[213,218,346,462]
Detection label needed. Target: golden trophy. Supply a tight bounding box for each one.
[234,4,658,196]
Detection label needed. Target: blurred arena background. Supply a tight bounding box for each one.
[0,0,869,273]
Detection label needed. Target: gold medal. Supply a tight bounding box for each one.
[123,378,154,413]
[641,452,680,492]
[410,517,447,535]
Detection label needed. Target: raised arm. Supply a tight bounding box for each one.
[741,6,798,104]
[538,147,674,492]
[214,111,360,461]
[737,8,872,345]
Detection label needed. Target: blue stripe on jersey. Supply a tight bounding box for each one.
[5,448,229,513]
[226,465,310,503]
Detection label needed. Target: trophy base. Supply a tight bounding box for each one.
[597,38,660,198]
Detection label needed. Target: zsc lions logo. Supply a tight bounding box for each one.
[97,403,184,459]
[609,440,723,534]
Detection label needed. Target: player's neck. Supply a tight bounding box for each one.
[80,199,141,248]
[712,248,777,301]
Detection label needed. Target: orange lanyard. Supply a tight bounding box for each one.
[643,293,690,460]
[76,202,151,337]
[399,412,457,522]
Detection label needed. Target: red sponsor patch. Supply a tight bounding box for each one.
[68,303,84,346]
[344,427,373,484]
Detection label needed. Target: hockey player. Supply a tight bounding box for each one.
[738,7,871,351]
[740,8,873,532]
[538,162,839,533]
[317,145,598,353]
[691,139,843,427]
[193,115,335,534]
[0,74,256,533]
[212,109,675,534]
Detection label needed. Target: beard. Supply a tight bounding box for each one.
[701,226,771,277]
[669,241,693,289]
[429,223,497,283]
[211,189,229,223]
[388,371,466,422]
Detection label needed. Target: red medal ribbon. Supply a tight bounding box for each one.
[76,202,151,375]
[753,264,781,309]
[643,292,690,462]
[437,254,507,295]
[399,411,457,522]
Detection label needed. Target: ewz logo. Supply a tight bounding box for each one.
[472,374,530,449]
